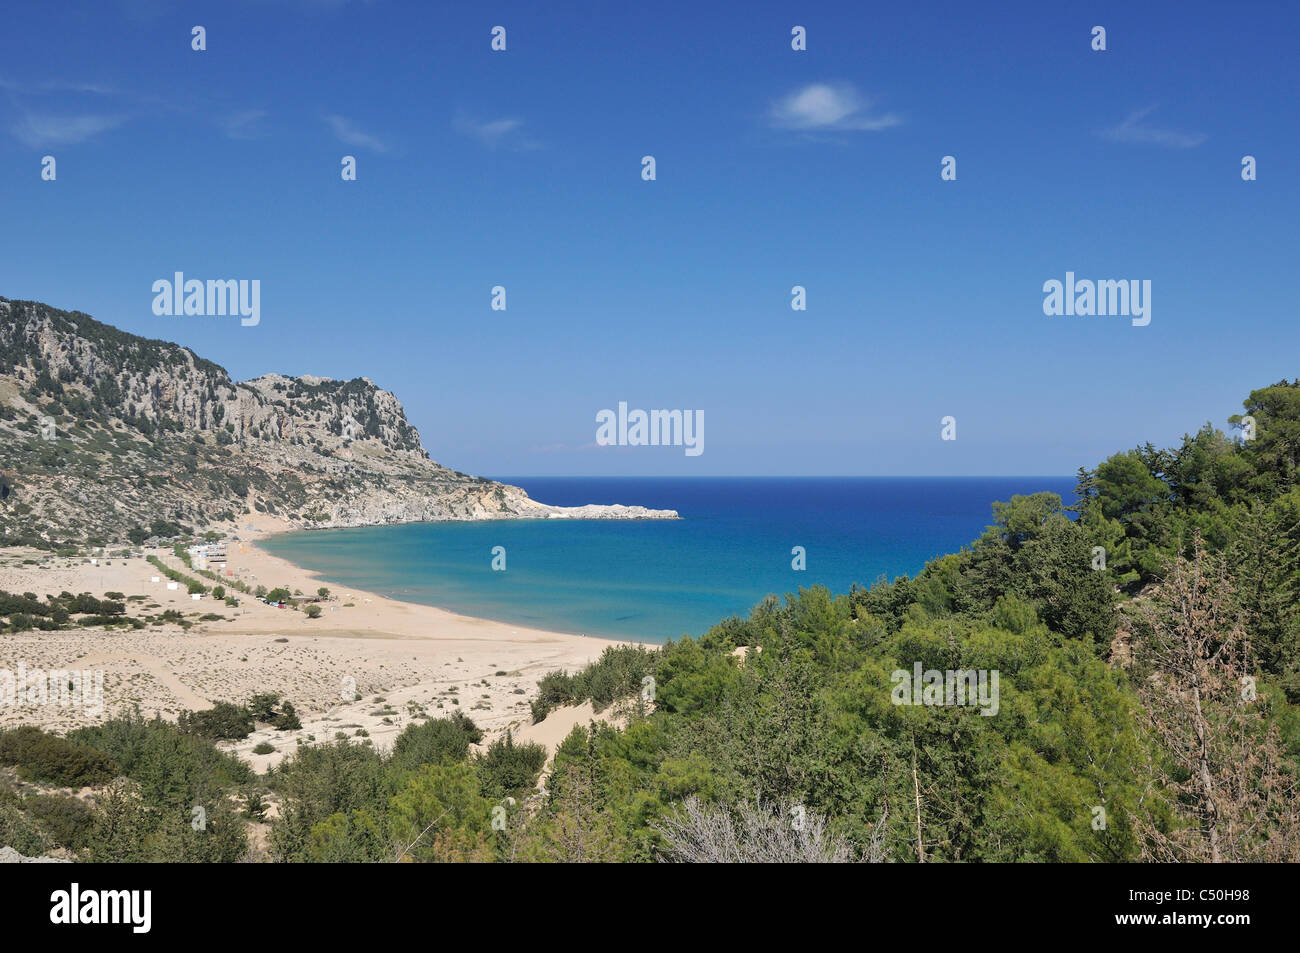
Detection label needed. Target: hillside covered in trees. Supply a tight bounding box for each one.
[269,380,1300,862]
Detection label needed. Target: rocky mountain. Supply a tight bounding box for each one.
[0,297,675,548]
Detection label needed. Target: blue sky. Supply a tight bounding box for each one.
[2,0,1296,476]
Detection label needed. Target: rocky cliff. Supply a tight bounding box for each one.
[0,297,675,548]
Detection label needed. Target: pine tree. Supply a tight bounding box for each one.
[1135,537,1300,861]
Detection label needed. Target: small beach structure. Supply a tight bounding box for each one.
[187,541,228,571]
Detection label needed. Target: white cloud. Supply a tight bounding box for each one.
[770,82,901,132]
[10,113,125,147]
[1101,106,1206,149]
[323,114,389,153]
[454,115,538,150]
[220,109,267,140]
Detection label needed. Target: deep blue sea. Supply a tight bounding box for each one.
[261,477,1076,643]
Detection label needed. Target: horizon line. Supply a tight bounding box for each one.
[488,474,1079,480]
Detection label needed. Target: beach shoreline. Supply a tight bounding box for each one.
[0,511,630,768]
[237,511,618,643]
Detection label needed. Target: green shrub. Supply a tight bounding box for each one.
[0,726,119,787]
[248,693,301,730]
[272,702,302,731]
[474,732,547,801]
[71,712,251,807]
[390,711,482,775]
[0,784,47,857]
[178,702,255,741]
[530,671,574,723]
[25,792,96,849]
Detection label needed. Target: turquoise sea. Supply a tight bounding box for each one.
[260,477,1077,643]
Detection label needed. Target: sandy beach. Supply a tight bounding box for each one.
[0,512,627,768]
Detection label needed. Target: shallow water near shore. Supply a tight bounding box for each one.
[260,477,1076,643]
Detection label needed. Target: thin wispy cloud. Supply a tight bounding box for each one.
[454,114,539,150]
[2,73,133,147]
[0,78,117,96]
[1101,106,1206,149]
[10,113,125,147]
[324,114,389,153]
[770,82,901,132]
[220,109,268,140]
